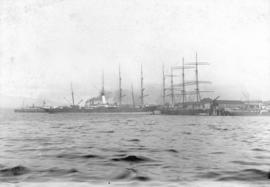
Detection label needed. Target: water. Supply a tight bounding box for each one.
[0,110,270,186]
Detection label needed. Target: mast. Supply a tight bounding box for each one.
[101,70,105,96]
[71,83,75,106]
[185,52,210,103]
[170,67,174,106]
[140,64,144,106]
[119,65,122,105]
[162,64,166,105]
[100,70,107,105]
[118,65,125,105]
[171,59,194,106]
[195,52,200,103]
[182,58,185,105]
[131,84,135,108]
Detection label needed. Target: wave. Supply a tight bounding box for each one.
[132,176,151,181]
[111,168,137,180]
[128,139,140,142]
[110,168,151,182]
[231,160,266,166]
[255,155,270,159]
[251,148,269,152]
[199,169,270,181]
[111,155,152,163]
[56,153,103,159]
[219,169,270,181]
[208,125,229,131]
[143,121,157,126]
[166,149,178,153]
[187,123,199,126]
[199,171,221,178]
[210,151,224,154]
[44,167,78,175]
[182,131,192,135]
[0,165,30,176]
[98,130,114,133]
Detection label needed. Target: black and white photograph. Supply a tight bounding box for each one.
[0,0,270,186]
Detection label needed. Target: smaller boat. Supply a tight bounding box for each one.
[14,105,46,113]
[14,100,48,113]
[260,110,270,116]
[225,109,260,116]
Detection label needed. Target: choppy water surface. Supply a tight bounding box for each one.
[0,110,270,186]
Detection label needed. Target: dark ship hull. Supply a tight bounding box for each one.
[14,107,47,113]
[44,105,157,114]
[224,110,270,116]
[160,107,270,116]
[160,108,210,116]
[226,111,260,116]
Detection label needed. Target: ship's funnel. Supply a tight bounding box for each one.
[102,95,107,104]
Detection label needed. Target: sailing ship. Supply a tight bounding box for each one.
[42,66,156,114]
[160,53,214,115]
[159,53,270,116]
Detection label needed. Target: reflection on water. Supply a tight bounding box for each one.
[0,110,270,186]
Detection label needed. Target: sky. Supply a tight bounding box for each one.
[0,0,270,107]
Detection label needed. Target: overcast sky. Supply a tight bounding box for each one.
[1,0,270,106]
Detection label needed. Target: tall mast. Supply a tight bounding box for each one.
[131,84,135,108]
[171,59,194,106]
[170,67,174,106]
[71,82,75,106]
[140,64,144,106]
[162,64,166,105]
[182,58,185,105]
[101,70,105,96]
[119,65,122,105]
[185,52,210,103]
[195,52,200,103]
